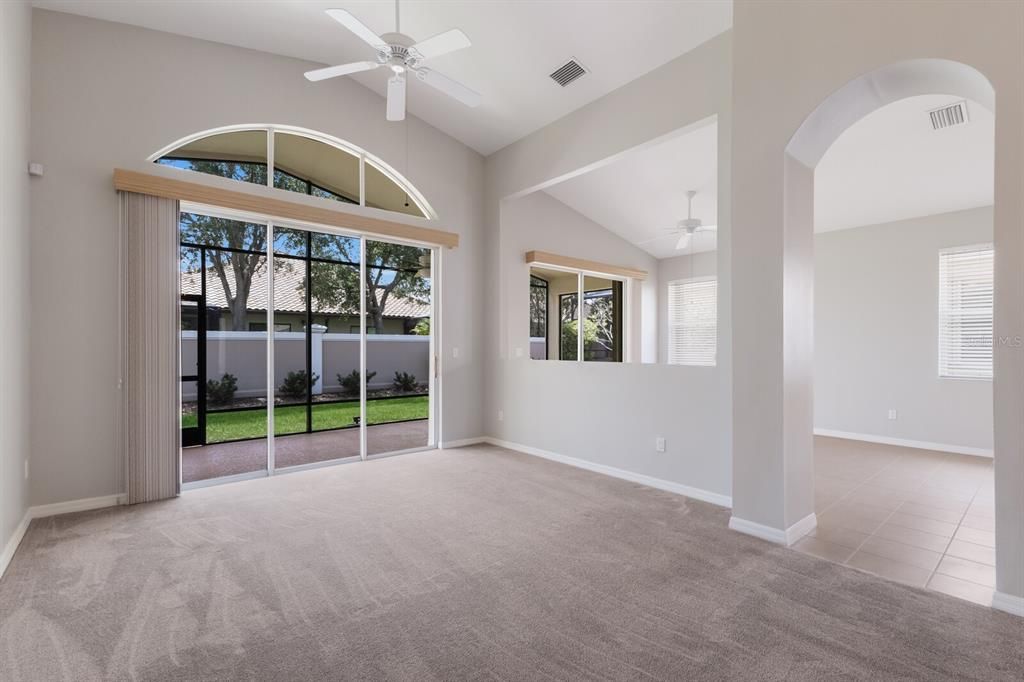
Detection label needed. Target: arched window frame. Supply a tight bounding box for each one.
[147,124,437,221]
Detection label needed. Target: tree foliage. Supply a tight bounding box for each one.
[174,160,429,333]
[180,206,267,332]
[279,232,429,333]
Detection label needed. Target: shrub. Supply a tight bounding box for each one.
[206,373,238,406]
[392,371,418,393]
[338,369,376,397]
[279,370,318,399]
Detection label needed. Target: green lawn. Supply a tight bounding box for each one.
[182,396,428,443]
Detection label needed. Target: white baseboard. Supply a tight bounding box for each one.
[785,512,818,544]
[814,429,993,458]
[29,493,127,520]
[0,510,31,580]
[728,516,785,544]
[992,591,1024,618]
[728,512,817,546]
[483,437,732,508]
[439,437,487,449]
[1,492,127,581]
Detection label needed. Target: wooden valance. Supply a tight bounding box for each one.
[114,168,459,248]
[525,250,647,280]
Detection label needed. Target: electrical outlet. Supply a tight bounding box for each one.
[888,409,898,421]
[655,437,666,452]
[452,347,460,359]
[24,459,29,480]
[497,410,504,422]
[514,347,523,358]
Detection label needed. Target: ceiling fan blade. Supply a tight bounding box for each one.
[326,8,387,50]
[304,60,379,82]
[416,68,481,107]
[409,28,471,61]
[387,75,406,122]
[696,224,717,232]
[676,232,692,250]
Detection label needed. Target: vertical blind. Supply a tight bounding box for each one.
[667,278,717,366]
[938,245,993,379]
[121,191,182,503]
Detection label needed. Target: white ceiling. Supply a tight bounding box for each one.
[33,0,733,155]
[542,94,993,262]
[815,94,994,232]
[544,122,718,259]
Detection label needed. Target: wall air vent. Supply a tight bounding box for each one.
[549,58,588,87]
[928,100,969,130]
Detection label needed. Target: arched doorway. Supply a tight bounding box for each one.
[782,59,991,602]
[781,59,998,602]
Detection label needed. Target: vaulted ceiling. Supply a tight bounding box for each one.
[33,0,734,155]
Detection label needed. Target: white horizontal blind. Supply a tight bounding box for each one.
[667,277,717,366]
[938,245,993,379]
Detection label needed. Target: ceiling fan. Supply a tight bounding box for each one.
[640,190,717,251]
[304,2,482,122]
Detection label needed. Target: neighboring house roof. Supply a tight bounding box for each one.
[181,261,429,319]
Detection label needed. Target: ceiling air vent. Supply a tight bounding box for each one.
[928,100,969,130]
[549,58,588,87]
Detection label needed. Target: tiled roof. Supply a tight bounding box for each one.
[181,261,429,319]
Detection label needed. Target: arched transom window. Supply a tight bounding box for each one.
[150,126,433,219]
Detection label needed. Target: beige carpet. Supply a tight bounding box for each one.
[1,445,1021,681]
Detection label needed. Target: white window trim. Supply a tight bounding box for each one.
[938,243,993,381]
[667,276,717,367]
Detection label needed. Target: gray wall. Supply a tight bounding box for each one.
[815,207,993,452]
[484,33,733,504]
[731,0,1022,600]
[494,191,730,502]
[29,9,484,506]
[0,0,32,567]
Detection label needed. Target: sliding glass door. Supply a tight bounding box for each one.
[179,211,435,486]
[364,239,433,456]
[179,212,270,484]
[271,227,363,469]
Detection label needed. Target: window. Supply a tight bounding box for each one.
[559,292,579,361]
[529,275,548,339]
[530,265,625,362]
[667,277,717,366]
[939,245,993,379]
[154,126,432,219]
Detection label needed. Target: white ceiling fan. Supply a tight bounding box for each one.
[304,2,481,122]
[640,190,717,251]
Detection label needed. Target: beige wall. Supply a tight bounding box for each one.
[730,0,1023,601]
[0,0,32,571]
[29,9,484,506]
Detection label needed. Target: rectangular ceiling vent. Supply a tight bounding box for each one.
[549,58,588,87]
[928,100,969,130]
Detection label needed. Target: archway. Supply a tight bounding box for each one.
[776,59,998,600]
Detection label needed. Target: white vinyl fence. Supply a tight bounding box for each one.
[182,331,430,400]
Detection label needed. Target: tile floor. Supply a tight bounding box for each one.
[796,436,996,607]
